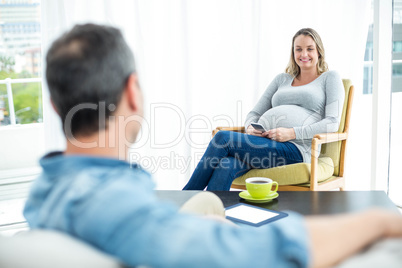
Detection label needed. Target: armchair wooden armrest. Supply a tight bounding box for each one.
[212,127,350,191]
[310,131,348,191]
[313,132,348,145]
[212,126,245,136]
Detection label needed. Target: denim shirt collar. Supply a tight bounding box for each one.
[40,151,141,174]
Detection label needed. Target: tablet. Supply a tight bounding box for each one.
[225,203,288,227]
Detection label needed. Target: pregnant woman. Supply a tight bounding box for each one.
[183,28,345,191]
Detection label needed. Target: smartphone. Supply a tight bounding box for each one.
[251,123,267,132]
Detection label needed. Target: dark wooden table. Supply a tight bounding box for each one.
[156,190,399,215]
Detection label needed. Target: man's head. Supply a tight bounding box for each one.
[46,24,138,137]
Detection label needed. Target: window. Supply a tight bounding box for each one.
[0,0,42,127]
[394,41,402,52]
[0,1,44,234]
[363,2,402,94]
[389,0,402,207]
[393,62,402,76]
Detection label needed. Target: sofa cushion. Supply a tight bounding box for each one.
[0,230,124,268]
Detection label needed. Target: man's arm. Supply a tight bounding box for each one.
[74,175,310,268]
[306,209,402,268]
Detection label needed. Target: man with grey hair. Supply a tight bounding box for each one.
[24,24,402,268]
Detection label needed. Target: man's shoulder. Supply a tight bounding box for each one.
[24,156,155,227]
[40,152,151,180]
[34,154,154,206]
[67,159,153,198]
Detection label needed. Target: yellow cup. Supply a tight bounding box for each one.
[245,177,278,199]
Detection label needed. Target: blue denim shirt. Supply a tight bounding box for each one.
[24,152,310,268]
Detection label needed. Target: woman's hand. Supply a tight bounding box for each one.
[246,125,266,137]
[264,127,296,142]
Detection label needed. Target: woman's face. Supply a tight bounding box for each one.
[293,35,319,73]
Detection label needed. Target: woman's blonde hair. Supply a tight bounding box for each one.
[285,28,328,77]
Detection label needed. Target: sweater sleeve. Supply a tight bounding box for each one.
[293,71,345,140]
[244,74,284,129]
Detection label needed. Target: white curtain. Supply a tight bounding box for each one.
[41,0,371,189]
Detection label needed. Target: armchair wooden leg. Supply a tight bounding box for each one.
[340,180,346,191]
[310,138,319,191]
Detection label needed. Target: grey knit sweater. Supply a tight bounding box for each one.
[245,71,345,163]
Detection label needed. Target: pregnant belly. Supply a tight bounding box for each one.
[257,105,322,130]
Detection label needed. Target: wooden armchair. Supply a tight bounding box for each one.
[212,79,354,191]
